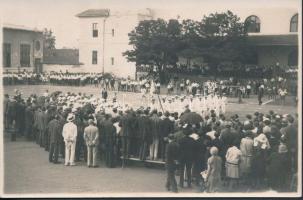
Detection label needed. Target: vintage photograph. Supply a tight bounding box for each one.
[0,0,301,197]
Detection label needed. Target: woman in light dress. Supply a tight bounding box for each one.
[225,141,242,191]
[205,146,222,193]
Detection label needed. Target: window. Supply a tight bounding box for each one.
[3,43,11,67]
[20,44,31,67]
[35,41,41,51]
[111,57,114,65]
[112,29,115,37]
[92,23,98,37]
[290,14,298,32]
[92,51,98,64]
[288,49,298,66]
[245,15,261,33]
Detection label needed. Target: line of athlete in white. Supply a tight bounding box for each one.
[142,93,227,118]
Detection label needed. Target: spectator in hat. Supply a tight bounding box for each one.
[267,143,291,192]
[159,111,175,161]
[283,115,298,172]
[239,130,254,184]
[165,134,179,193]
[178,125,196,188]
[102,114,117,168]
[225,140,242,190]
[62,114,78,166]
[48,115,62,164]
[251,131,270,189]
[84,119,99,167]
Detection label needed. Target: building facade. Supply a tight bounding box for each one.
[2,24,44,73]
[76,7,299,78]
[77,9,154,78]
[43,48,82,73]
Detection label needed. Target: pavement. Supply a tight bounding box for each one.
[3,135,168,194]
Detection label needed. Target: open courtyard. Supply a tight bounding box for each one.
[2,84,298,196]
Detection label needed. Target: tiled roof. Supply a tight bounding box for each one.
[248,34,298,46]
[43,49,82,65]
[3,23,43,33]
[76,9,110,18]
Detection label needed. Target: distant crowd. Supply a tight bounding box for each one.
[3,71,297,102]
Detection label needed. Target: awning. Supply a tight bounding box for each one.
[247,34,298,46]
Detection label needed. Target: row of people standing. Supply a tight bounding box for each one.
[165,111,298,193]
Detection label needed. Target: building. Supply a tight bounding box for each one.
[43,48,83,73]
[243,10,299,68]
[2,24,44,73]
[76,8,154,78]
[76,7,299,78]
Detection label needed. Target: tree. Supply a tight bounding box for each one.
[197,10,250,70]
[124,10,253,80]
[123,19,182,82]
[43,28,56,50]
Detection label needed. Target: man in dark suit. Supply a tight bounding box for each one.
[103,114,117,168]
[165,134,179,193]
[48,115,62,164]
[138,109,152,160]
[24,103,34,140]
[160,112,175,161]
[178,124,196,188]
[101,88,108,102]
[283,115,298,172]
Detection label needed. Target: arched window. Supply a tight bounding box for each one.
[290,14,298,32]
[288,49,298,66]
[245,15,261,33]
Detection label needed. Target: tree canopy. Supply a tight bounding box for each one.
[123,10,254,81]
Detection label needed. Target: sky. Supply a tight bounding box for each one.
[1,0,300,48]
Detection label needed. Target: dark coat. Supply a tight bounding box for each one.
[150,114,161,138]
[34,110,47,131]
[166,141,180,168]
[7,100,18,120]
[284,124,297,151]
[267,152,291,191]
[160,118,174,138]
[24,107,34,129]
[102,90,108,99]
[220,127,239,149]
[102,119,116,147]
[47,119,61,144]
[178,135,196,162]
[137,115,152,143]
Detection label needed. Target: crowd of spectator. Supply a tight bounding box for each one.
[3,89,298,193]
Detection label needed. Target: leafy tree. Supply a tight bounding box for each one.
[123,19,182,82]
[124,10,253,80]
[197,10,250,70]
